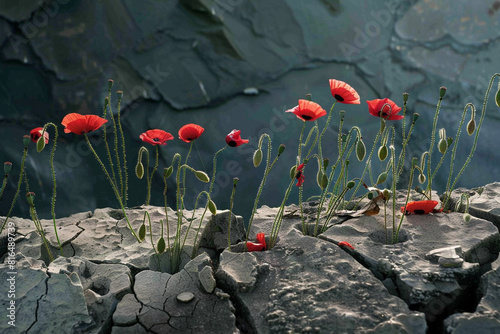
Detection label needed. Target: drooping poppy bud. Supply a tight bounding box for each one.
[253,149,263,167]
[290,165,296,179]
[139,223,146,241]
[278,144,286,156]
[25,192,35,206]
[195,171,210,183]
[376,172,388,185]
[135,162,144,179]
[164,166,173,178]
[378,145,388,161]
[208,200,217,215]
[467,119,475,136]
[418,173,426,184]
[346,180,356,189]
[495,87,500,108]
[439,128,446,141]
[356,139,366,161]
[36,136,45,153]
[157,237,166,254]
[439,86,447,98]
[463,213,472,223]
[316,170,324,189]
[438,139,448,154]
[321,173,328,189]
[4,162,12,175]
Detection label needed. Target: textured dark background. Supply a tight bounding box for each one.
[1,0,500,222]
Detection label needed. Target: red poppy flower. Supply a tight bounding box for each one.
[400,200,442,215]
[286,99,327,122]
[246,233,266,252]
[338,241,355,250]
[30,127,49,144]
[367,98,404,120]
[61,113,108,135]
[329,79,360,104]
[295,163,305,187]
[225,129,249,147]
[179,123,204,143]
[140,129,174,146]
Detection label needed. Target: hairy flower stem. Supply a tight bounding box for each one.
[317,101,337,172]
[246,134,280,243]
[42,123,63,255]
[209,146,228,195]
[0,173,7,201]
[395,165,422,243]
[0,145,28,233]
[189,191,212,258]
[425,94,444,199]
[101,98,118,190]
[227,181,238,251]
[116,93,128,206]
[269,178,295,248]
[84,133,141,242]
[107,89,124,204]
[180,142,194,206]
[163,172,171,253]
[146,145,159,206]
[29,204,54,262]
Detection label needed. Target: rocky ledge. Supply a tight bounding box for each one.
[1,183,500,333]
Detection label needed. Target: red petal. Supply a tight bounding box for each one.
[246,242,265,252]
[256,233,266,250]
[329,79,360,104]
[179,123,204,142]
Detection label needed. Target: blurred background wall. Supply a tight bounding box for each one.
[1,0,500,222]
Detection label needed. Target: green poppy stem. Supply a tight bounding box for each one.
[209,146,227,195]
[116,93,128,206]
[146,145,159,206]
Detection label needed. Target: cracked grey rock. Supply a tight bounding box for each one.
[0,254,93,334]
[223,205,427,333]
[113,253,237,333]
[198,210,246,252]
[427,246,465,268]
[450,183,500,229]
[199,265,216,293]
[216,249,258,293]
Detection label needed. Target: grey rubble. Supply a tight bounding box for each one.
[2,184,500,333]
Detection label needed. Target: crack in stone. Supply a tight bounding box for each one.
[25,274,48,333]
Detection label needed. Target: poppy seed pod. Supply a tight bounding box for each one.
[412,113,419,123]
[23,135,30,148]
[378,145,388,161]
[376,172,388,185]
[138,224,146,241]
[438,139,448,154]
[164,166,173,178]
[356,139,366,161]
[339,110,346,119]
[253,149,263,167]
[403,92,409,103]
[305,93,312,101]
[135,162,144,179]
[4,162,12,175]
[208,200,217,215]
[233,177,239,186]
[36,136,45,153]
[157,237,166,254]
[116,91,123,99]
[418,173,426,184]
[439,86,447,98]
[463,213,472,223]
[467,119,476,136]
[195,171,210,183]
[278,144,285,156]
[108,79,114,90]
[25,192,35,206]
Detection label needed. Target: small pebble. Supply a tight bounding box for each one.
[176,291,195,303]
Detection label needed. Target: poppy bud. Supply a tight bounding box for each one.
[4,162,12,175]
[157,237,166,254]
[290,165,296,179]
[195,171,210,183]
[139,223,146,241]
[412,113,419,123]
[116,91,123,100]
[23,135,30,148]
[25,192,35,206]
[253,149,263,167]
[164,166,173,178]
[376,172,388,185]
[403,92,409,103]
[135,162,144,179]
[418,173,426,184]
[438,139,447,154]
[346,180,355,189]
[382,189,391,201]
[108,79,114,90]
[36,136,45,153]
[496,87,500,108]
[278,144,286,156]
[323,158,329,170]
[233,177,239,187]
[208,200,217,215]
[339,110,346,119]
[321,173,328,189]
[463,213,472,223]
[467,119,475,136]
[316,170,324,189]
[356,139,366,161]
[439,86,447,98]
[378,145,388,161]
[447,137,453,147]
[305,93,312,101]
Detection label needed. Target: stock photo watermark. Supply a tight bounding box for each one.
[5,220,17,327]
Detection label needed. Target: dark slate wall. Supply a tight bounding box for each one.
[1,0,499,222]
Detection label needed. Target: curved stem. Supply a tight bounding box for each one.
[209,146,227,195]
[117,94,128,206]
